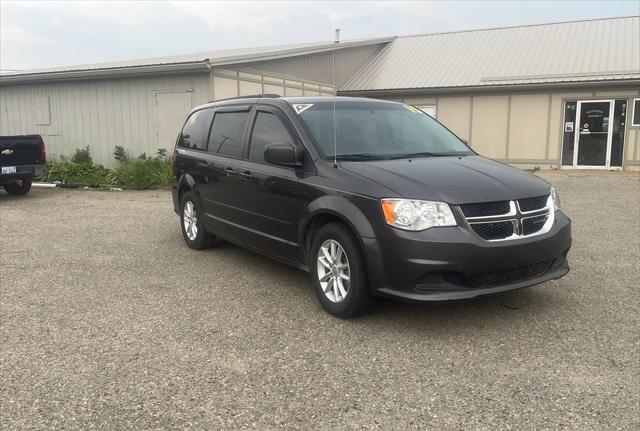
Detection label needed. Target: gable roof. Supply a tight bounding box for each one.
[341,16,640,93]
[0,37,393,84]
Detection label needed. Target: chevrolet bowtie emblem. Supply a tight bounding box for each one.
[1,149,14,155]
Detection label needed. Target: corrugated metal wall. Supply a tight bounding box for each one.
[0,73,211,167]
[241,44,385,88]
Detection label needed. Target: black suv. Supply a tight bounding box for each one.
[172,96,571,317]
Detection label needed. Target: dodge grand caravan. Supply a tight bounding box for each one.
[171,96,571,317]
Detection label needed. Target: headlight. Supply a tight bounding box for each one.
[381,199,457,231]
[550,187,561,211]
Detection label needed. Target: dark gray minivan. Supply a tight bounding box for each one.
[172,96,571,317]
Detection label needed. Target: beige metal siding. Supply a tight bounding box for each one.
[437,97,472,140]
[508,94,549,160]
[211,68,335,100]
[0,74,210,166]
[212,75,238,100]
[471,96,509,159]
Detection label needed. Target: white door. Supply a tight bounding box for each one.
[573,100,614,169]
[155,92,193,153]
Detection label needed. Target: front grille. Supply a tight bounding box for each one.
[518,195,548,212]
[470,259,555,288]
[470,221,514,240]
[460,200,510,218]
[522,214,549,235]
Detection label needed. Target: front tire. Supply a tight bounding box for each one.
[310,223,373,318]
[180,191,215,250]
[3,177,32,196]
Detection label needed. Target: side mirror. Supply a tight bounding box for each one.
[264,142,302,167]
[461,139,469,146]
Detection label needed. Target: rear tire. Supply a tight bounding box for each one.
[180,191,215,250]
[3,177,32,196]
[310,223,373,318]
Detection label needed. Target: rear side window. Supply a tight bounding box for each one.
[249,112,296,161]
[178,109,214,150]
[208,111,249,157]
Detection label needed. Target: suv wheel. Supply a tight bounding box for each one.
[180,191,215,250]
[310,223,373,318]
[3,178,32,196]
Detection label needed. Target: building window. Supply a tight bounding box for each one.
[632,98,640,127]
[416,105,436,118]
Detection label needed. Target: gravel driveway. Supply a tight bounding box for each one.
[1,172,638,430]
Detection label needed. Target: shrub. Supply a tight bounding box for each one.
[109,148,172,189]
[71,146,93,164]
[110,158,172,189]
[113,145,130,163]
[44,161,112,185]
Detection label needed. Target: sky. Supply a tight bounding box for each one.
[1,0,639,71]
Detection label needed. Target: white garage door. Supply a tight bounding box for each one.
[155,91,193,152]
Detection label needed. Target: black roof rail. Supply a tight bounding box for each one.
[208,94,281,103]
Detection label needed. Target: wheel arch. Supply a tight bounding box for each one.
[177,173,199,205]
[298,195,376,267]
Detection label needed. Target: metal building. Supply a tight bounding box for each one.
[1,16,639,170]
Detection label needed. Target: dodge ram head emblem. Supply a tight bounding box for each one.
[1,149,14,155]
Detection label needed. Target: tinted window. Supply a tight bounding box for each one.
[633,99,640,126]
[249,112,295,161]
[208,111,249,157]
[179,109,214,150]
[297,101,472,158]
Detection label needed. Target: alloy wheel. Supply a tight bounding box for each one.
[183,201,198,241]
[316,239,350,303]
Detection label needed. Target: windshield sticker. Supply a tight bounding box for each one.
[405,105,423,114]
[293,104,314,114]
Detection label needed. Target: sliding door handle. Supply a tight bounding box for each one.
[239,171,254,180]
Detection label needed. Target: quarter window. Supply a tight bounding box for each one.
[178,109,214,150]
[208,111,250,157]
[249,112,296,162]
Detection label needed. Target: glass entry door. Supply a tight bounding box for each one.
[573,100,613,168]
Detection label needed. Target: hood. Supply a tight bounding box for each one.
[340,156,550,204]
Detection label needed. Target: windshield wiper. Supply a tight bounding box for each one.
[386,152,463,159]
[329,153,389,161]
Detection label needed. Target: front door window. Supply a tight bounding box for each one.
[575,101,612,167]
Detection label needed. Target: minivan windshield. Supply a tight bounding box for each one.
[295,101,474,160]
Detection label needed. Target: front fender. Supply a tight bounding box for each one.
[298,195,385,289]
[299,195,378,244]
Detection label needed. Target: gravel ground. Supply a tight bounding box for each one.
[1,172,639,430]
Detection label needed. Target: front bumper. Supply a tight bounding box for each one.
[0,164,47,184]
[363,211,572,302]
